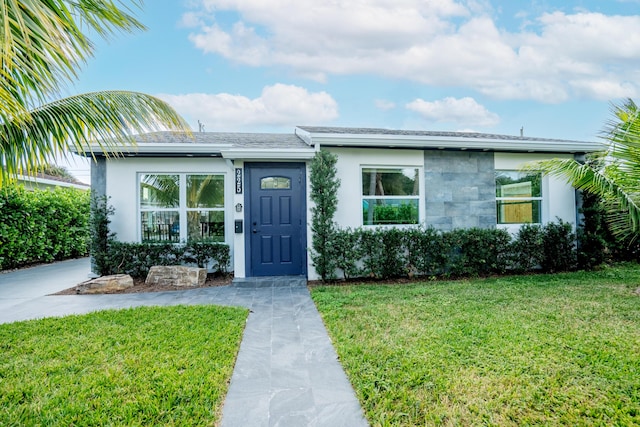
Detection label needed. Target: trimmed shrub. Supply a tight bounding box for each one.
[541,219,577,272]
[510,223,545,273]
[459,227,511,276]
[89,196,230,278]
[439,228,511,277]
[333,228,361,280]
[0,185,89,270]
[358,228,385,279]
[183,241,231,271]
[103,242,230,279]
[379,227,406,279]
[404,226,448,277]
[315,220,581,282]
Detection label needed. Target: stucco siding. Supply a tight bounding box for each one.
[105,157,234,249]
[327,147,426,229]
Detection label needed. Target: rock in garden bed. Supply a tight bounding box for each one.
[75,274,134,294]
[145,265,207,287]
[53,271,232,295]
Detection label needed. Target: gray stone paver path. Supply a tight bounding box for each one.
[0,259,368,427]
[221,282,367,426]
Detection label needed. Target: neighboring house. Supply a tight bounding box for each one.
[81,127,603,281]
[17,173,90,191]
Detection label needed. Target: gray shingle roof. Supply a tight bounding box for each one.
[295,126,586,144]
[82,127,601,157]
[133,131,308,149]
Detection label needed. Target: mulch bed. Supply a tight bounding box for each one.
[53,273,233,295]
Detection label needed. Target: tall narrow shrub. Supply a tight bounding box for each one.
[89,194,116,275]
[309,150,340,281]
[577,191,609,269]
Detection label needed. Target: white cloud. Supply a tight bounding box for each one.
[184,1,640,102]
[406,97,500,126]
[157,83,338,131]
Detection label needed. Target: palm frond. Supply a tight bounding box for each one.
[1,91,191,185]
[527,158,640,237]
[524,98,640,240]
[0,0,145,123]
[0,0,144,104]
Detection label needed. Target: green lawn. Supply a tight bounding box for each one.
[0,305,248,426]
[312,264,640,426]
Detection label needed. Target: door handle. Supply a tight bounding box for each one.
[252,229,258,234]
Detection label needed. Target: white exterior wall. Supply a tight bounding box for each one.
[104,151,579,281]
[306,148,425,280]
[232,161,246,278]
[495,153,577,233]
[327,147,426,229]
[105,157,236,267]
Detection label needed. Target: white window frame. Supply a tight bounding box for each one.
[360,166,422,227]
[495,170,543,225]
[138,173,226,243]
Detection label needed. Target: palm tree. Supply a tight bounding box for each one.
[0,0,190,186]
[528,98,640,241]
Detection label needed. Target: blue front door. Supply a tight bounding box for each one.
[245,163,307,277]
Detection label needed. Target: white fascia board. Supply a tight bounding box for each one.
[220,148,316,160]
[305,133,605,153]
[78,143,233,156]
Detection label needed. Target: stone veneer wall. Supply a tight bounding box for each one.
[424,151,496,231]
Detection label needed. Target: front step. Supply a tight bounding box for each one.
[232,276,307,288]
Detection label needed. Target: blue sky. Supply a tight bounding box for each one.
[64,0,640,182]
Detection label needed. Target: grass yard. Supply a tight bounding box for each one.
[0,305,248,426]
[312,264,640,426]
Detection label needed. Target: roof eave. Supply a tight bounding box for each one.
[220,148,316,160]
[300,133,604,154]
[76,143,233,157]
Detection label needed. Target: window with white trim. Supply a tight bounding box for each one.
[361,167,420,225]
[139,173,225,242]
[495,170,542,224]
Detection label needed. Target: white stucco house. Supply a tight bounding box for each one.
[82,126,603,281]
[17,174,90,191]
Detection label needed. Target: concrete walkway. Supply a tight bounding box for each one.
[0,259,368,426]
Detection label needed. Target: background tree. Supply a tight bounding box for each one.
[528,98,640,243]
[1,0,190,186]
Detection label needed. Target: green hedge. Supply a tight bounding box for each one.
[0,186,90,270]
[325,220,577,281]
[98,242,230,279]
[89,196,231,278]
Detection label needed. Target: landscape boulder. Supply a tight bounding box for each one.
[145,265,207,287]
[76,274,134,294]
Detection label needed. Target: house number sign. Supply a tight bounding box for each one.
[235,168,243,194]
